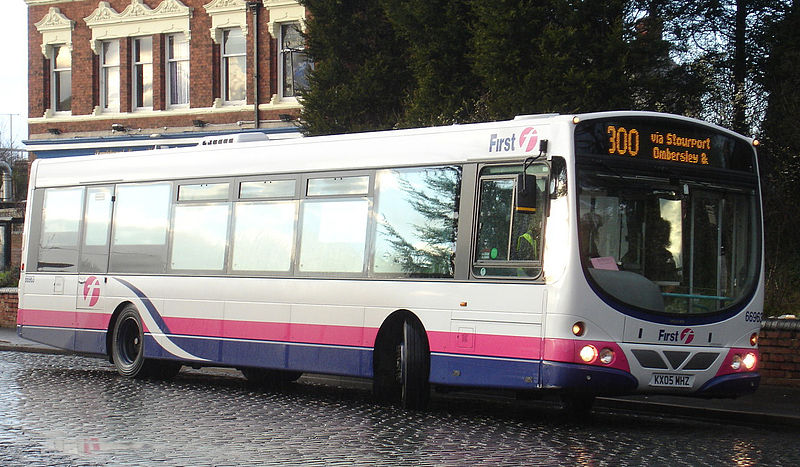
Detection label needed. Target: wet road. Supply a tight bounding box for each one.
[1,351,797,466]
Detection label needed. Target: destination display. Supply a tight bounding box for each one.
[574,117,756,173]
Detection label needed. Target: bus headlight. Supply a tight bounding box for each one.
[599,348,615,365]
[579,345,598,363]
[743,352,757,370]
[731,354,742,370]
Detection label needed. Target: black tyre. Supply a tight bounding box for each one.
[399,320,430,410]
[112,305,148,378]
[111,305,181,380]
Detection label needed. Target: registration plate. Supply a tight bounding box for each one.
[649,373,695,388]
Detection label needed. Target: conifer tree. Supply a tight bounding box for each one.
[759,2,800,314]
[469,0,632,119]
[298,0,412,135]
[380,0,484,126]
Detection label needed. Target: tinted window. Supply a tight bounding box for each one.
[239,179,295,199]
[373,166,461,277]
[299,199,369,273]
[307,176,369,196]
[171,204,230,270]
[232,201,297,271]
[38,187,83,271]
[110,182,171,273]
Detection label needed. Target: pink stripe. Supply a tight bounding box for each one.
[428,330,541,360]
[164,316,380,348]
[18,309,75,328]
[19,308,111,330]
[76,312,111,330]
[22,308,548,360]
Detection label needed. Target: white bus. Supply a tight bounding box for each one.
[17,111,762,410]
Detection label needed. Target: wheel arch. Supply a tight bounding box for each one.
[372,309,430,379]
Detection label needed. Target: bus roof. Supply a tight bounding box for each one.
[30,111,748,188]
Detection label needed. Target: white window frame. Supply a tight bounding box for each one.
[50,44,72,114]
[221,28,247,104]
[100,40,121,112]
[132,36,154,110]
[166,33,190,108]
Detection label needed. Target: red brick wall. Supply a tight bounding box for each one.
[0,291,18,328]
[759,320,800,387]
[28,9,46,119]
[28,0,298,132]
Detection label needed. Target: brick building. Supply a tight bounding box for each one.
[24,0,308,158]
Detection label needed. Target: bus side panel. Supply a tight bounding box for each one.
[104,277,546,386]
[17,274,78,351]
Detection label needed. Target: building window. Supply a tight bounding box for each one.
[51,45,71,112]
[279,23,310,99]
[132,37,153,109]
[221,28,246,102]
[100,40,120,111]
[166,34,189,107]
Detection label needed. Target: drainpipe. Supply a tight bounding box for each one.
[247,1,261,128]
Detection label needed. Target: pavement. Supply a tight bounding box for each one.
[1,326,798,429]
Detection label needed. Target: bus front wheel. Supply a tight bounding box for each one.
[399,320,430,410]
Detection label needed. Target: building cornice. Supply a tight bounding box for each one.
[34,7,75,58]
[84,0,192,54]
[264,0,306,38]
[203,0,248,44]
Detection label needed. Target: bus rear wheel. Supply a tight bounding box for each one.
[112,305,180,379]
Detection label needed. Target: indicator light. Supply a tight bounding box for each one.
[572,321,586,337]
[750,333,758,346]
[572,116,581,124]
[599,348,614,365]
[731,354,742,371]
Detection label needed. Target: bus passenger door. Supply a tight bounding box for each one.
[75,186,114,353]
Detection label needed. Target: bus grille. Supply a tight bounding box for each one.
[631,349,720,371]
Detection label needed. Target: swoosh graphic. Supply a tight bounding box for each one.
[114,277,207,362]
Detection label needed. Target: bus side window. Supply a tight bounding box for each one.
[109,182,172,274]
[37,187,84,272]
[472,164,547,278]
[373,166,461,278]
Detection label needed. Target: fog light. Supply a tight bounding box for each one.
[750,333,759,346]
[731,354,742,371]
[599,348,614,365]
[579,345,598,363]
[572,321,586,337]
[743,352,757,370]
